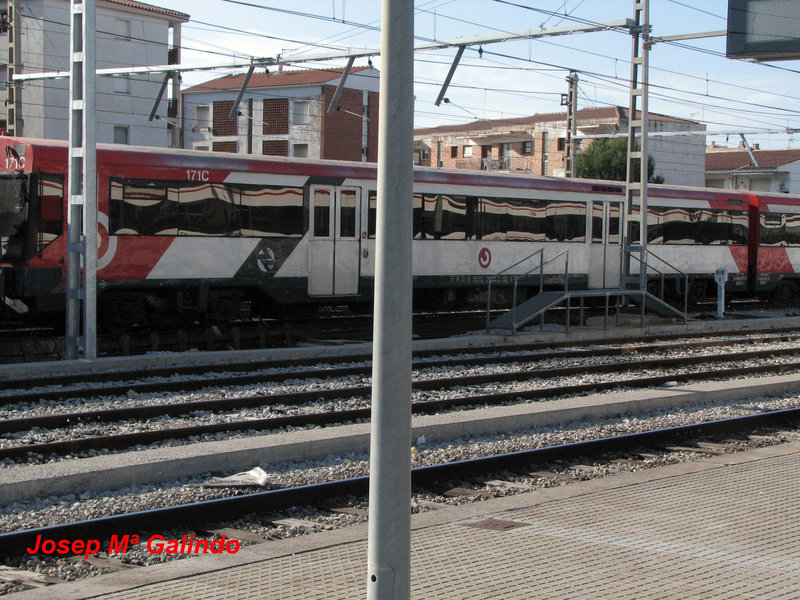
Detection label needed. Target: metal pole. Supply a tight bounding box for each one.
[624,0,650,298]
[66,0,97,360]
[564,70,578,178]
[5,0,21,136]
[367,1,414,598]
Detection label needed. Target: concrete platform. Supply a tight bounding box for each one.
[11,440,800,599]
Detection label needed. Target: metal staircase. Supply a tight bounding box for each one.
[485,246,689,334]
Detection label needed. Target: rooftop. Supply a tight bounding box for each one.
[706,148,800,171]
[183,66,375,93]
[105,0,189,21]
[414,106,700,137]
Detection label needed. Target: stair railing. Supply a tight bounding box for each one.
[485,248,569,330]
[624,247,688,319]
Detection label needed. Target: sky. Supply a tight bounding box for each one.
[155,0,800,150]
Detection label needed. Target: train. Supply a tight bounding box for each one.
[1,136,799,328]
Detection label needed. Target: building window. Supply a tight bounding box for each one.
[463,145,473,158]
[292,101,310,125]
[450,146,459,158]
[421,149,430,160]
[212,101,237,136]
[213,141,238,153]
[262,140,289,156]
[541,132,549,175]
[263,99,289,135]
[557,137,566,151]
[195,105,211,133]
[522,141,532,154]
[293,143,308,158]
[113,126,129,144]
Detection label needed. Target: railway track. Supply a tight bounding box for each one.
[0,311,492,364]
[5,326,800,393]
[0,409,798,559]
[3,329,800,463]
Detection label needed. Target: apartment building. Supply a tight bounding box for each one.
[181,66,380,161]
[1,0,187,147]
[414,106,706,186]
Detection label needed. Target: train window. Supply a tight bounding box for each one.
[339,189,357,238]
[238,185,303,237]
[480,198,508,241]
[507,199,547,241]
[312,188,331,237]
[412,194,424,239]
[178,183,237,236]
[608,203,621,244]
[110,178,305,238]
[760,213,784,246]
[546,201,586,242]
[110,180,179,235]
[591,202,604,243]
[786,214,800,245]
[0,172,30,258]
[421,194,439,239]
[38,176,64,251]
[438,195,468,239]
[760,211,800,246]
[368,191,377,238]
[648,206,748,245]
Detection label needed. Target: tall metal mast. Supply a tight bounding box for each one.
[4,0,21,135]
[625,0,650,292]
[564,70,579,178]
[65,0,97,360]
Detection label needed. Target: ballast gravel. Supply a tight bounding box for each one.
[0,392,798,592]
[3,336,800,461]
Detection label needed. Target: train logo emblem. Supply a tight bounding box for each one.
[97,212,117,271]
[478,247,492,269]
[257,247,277,273]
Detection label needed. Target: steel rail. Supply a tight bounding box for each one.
[2,355,800,461]
[4,328,800,406]
[4,326,800,394]
[0,408,797,557]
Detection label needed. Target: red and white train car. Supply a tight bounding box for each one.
[1,136,799,326]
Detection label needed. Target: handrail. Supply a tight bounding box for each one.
[486,248,569,331]
[624,247,689,317]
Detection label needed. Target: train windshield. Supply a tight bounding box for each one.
[0,173,30,257]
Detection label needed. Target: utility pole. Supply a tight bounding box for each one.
[625,0,650,293]
[4,0,21,135]
[563,70,579,178]
[65,0,97,360]
[367,0,414,597]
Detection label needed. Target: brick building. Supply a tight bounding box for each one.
[181,66,379,161]
[414,106,706,186]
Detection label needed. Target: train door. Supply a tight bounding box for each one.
[589,201,623,289]
[308,185,361,296]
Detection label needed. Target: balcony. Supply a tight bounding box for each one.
[480,156,536,172]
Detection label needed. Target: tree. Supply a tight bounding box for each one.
[575,137,665,183]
